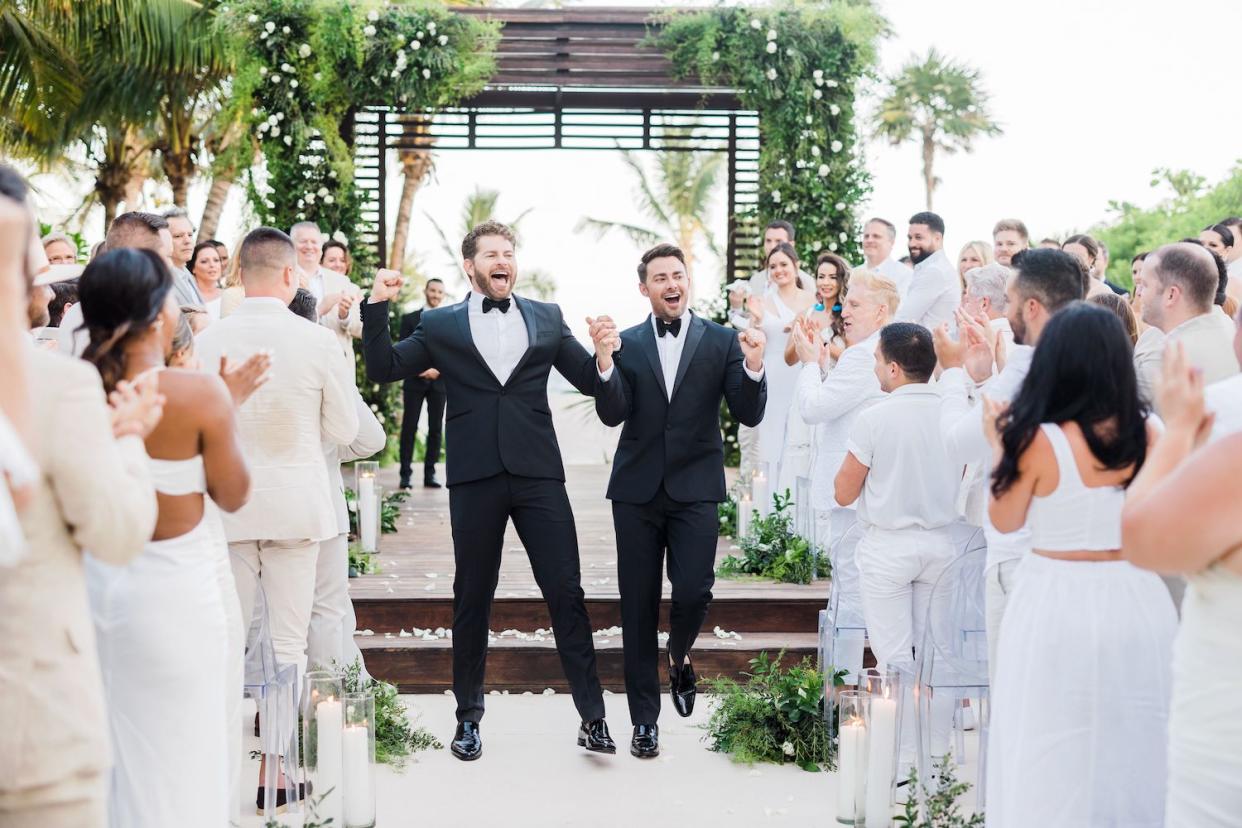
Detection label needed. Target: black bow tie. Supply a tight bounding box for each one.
[482,297,511,314]
[656,317,682,338]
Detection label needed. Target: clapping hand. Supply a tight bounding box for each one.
[587,315,621,371]
[746,295,765,328]
[219,352,273,407]
[109,374,165,440]
[738,327,767,372]
[932,322,966,370]
[955,308,998,383]
[336,292,355,320]
[369,269,404,304]
[1156,342,1214,447]
[791,318,821,366]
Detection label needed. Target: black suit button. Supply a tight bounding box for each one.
[499,388,506,396]
[665,422,672,431]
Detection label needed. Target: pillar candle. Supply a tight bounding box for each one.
[865,695,898,827]
[752,471,770,518]
[342,724,374,827]
[358,475,377,552]
[316,697,344,824]
[737,492,753,539]
[837,718,867,824]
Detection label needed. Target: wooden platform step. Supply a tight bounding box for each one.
[353,594,826,635]
[357,632,820,693]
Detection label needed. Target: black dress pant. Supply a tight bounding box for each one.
[399,380,445,482]
[448,472,605,724]
[612,486,718,725]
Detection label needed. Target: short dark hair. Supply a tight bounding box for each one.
[908,211,945,235]
[1131,251,1148,265]
[1220,216,1242,232]
[188,241,220,274]
[1062,233,1099,263]
[765,219,795,241]
[1012,248,1086,314]
[104,211,168,252]
[461,220,515,260]
[1204,223,1236,248]
[238,227,295,274]
[1147,242,1219,313]
[426,278,444,287]
[878,322,936,383]
[637,243,686,282]
[288,287,318,322]
[48,280,79,327]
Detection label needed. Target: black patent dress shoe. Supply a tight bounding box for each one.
[255,782,305,814]
[577,718,617,754]
[424,475,442,489]
[630,724,660,758]
[451,721,483,761]
[398,475,412,490]
[670,657,697,718]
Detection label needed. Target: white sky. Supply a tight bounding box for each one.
[30,0,1242,342]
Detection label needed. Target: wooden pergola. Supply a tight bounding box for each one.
[351,6,763,282]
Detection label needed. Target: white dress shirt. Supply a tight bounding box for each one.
[747,268,817,299]
[647,312,763,400]
[868,256,914,298]
[469,291,529,385]
[797,330,883,512]
[1206,372,1242,443]
[896,249,958,331]
[846,383,960,530]
[938,345,1034,569]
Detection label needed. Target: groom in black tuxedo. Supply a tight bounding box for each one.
[598,243,767,758]
[362,220,624,761]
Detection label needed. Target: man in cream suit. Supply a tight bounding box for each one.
[195,227,359,686]
[1134,242,1240,409]
[290,221,363,358]
[4,347,160,827]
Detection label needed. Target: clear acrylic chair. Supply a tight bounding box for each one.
[913,526,989,808]
[818,511,867,732]
[231,552,303,819]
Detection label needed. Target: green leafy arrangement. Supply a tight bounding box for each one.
[704,651,833,772]
[339,660,442,767]
[348,545,378,577]
[717,496,738,538]
[345,486,409,540]
[717,490,828,585]
[894,755,985,828]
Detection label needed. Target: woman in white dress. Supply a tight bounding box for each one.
[189,241,224,320]
[1122,342,1242,828]
[747,242,814,498]
[80,248,252,827]
[984,303,1176,828]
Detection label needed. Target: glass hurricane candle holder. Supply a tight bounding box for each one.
[302,670,344,826]
[836,690,870,826]
[355,461,380,553]
[342,691,376,828]
[863,669,903,827]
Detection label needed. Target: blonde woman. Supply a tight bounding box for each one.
[218,249,245,319]
[957,240,994,295]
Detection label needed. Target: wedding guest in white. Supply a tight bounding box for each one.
[745,219,815,299]
[188,240,224,320]
[287,289,386,675]
[985,302,1176,828]
[792,270,896,638]
[163,207,205,306]
[289,222,363,357]
[80,248,253,828]
[834,321,959,765]
[195,228,359,809]
[1122,343,1242,828]
[321,238,352,276]
[1198,223,1233,269]
[956,240,993,294]
[1062,234,1111,298]
[991,218,1029,267]
[860,217,913,296]
[1133,242,1240,408]
[0,168,160,828]
[41,231,78,265]
[896,211,958,331]
[937,248,1085,673]
[961,263,1014,351]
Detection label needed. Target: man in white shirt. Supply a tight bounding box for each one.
[792,270,897,654]
[290,221,363,356]
[991,218,1029,268]
[896,211,958,331]
[834,321,958,767]
[861,216,913,297]
[936,248,1086,674]
[1134,242,1240,409]
[163,207,205,306]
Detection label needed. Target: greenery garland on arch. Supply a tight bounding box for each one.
[218,0,498,448]
[653,2,887,269]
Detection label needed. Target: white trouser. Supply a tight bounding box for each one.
[985,557,1020,684]
[856,525,956,767]
[307,533,368,677]
[229,539,319,680]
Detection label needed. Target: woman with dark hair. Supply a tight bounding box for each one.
[784,251,849,367]
[748,241,814,488]
[79,247,256,827]
[320,238,352,275]
[1062,233,1106,297]
[188,240,223,320]
[984,302,1176,828]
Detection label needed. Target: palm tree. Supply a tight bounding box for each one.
[873,48,1002,210]
[576,141,723,281]
[388,116,435,270]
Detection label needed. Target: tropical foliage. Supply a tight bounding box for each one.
[654,2,887,268]
[1092,164,1242,290]
[873,47,1002,211]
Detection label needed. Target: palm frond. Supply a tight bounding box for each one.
[574,216,661,248]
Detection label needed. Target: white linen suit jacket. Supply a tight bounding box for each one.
[318,267,364,359]
[195,297,359,543]
[2,347,157,799]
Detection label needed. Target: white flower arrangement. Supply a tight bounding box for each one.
[810,145,820,157]
[289,79,298,88]
[422,68,431,79]
[363,24,376,37]
[438,34,448,46]
[765,41,777,54]
[410,39,421,50]
[299,43,312,58]
[281,25,290,34]
[835,201,845,210]
[750,18,761,29]
[247,14,258,23]
[281,62,293,72]
[839,231,848,242]
[771,190,781,202]
[813,89,822,99]
[766,28,777,41]
[367,10,379,22]
[264,21,275,33]
[765,67,777,81]
[830,140,843,153]
[817,163,829,177]
[324,194,334,204]
[829,103,840,116]
[270,73,281,83]
[259,66,268,76]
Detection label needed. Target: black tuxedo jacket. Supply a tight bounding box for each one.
[398,309,446,392]
[363,296,623,487]
[598,313,766,505]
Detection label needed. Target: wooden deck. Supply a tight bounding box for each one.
[350,464,829,690]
